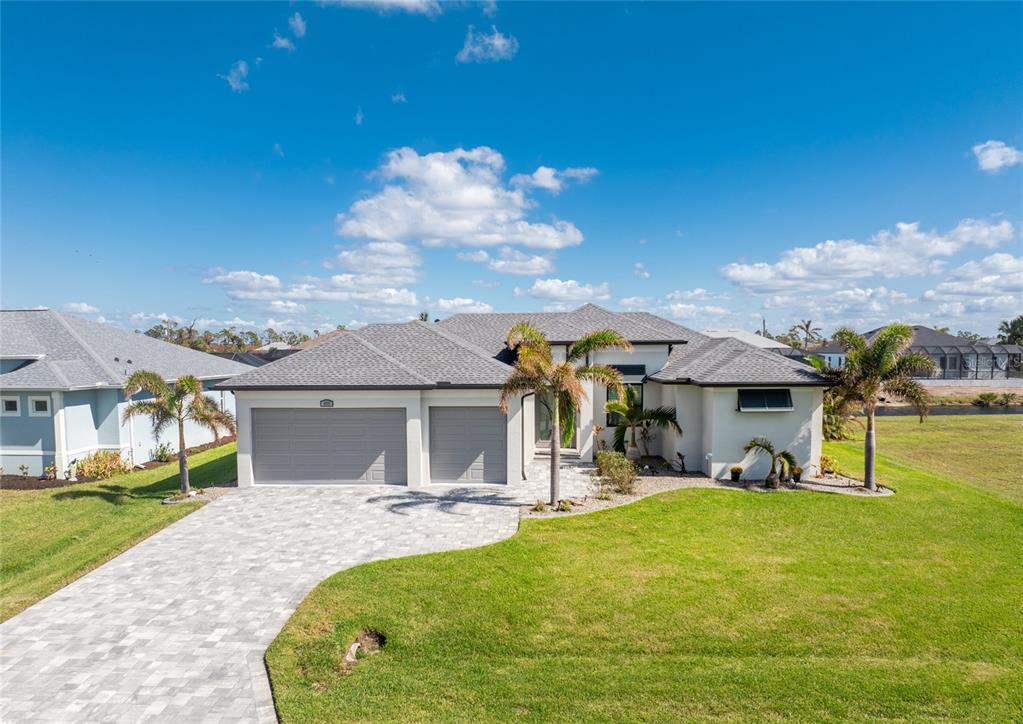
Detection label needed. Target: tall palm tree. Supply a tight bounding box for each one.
[122,371,237,494]
[742,437,797,489]
[499,323,630,505]
[604,385,682,461]
[794,319,822,350]
[818,324,934,490]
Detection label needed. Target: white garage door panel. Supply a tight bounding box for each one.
[252,408,406,485]
[430,407,507,484]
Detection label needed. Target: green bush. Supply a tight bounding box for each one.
[149,442,176,463]
[74,450,130,480]
[973,392,999,408]
[998,392,1018,406]
[595,451,637,494]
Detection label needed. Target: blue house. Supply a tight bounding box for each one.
[0,309,250,478]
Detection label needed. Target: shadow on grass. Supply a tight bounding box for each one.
[51,457,234,505]
[365,487,522,516]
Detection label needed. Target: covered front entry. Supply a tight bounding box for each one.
[429,407,507,484]
[251,408,407,485]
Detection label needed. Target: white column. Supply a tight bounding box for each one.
[235,395,254,487]
[577,380,594,462]
[52,391,67,478]
[406,392,425,489]
[506,394,522,485]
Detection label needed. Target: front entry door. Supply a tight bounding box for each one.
[534,393,576,448]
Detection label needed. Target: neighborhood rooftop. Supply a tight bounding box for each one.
[221,304,825,390]
[0,309,250,390]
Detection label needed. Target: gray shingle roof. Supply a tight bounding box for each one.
[0,309,251,390]
[649,336,826,386]
[219,322,513,390]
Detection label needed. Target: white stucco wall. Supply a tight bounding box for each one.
[118,387,236,467]
[702,386,823,480]
[233,388,521,488]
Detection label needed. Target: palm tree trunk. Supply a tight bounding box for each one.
[550,402,561,505]
[864,408,877,491]
[178,421,190,495]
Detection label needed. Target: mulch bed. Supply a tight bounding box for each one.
[0,437,237,491]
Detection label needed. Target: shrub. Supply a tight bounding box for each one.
[730,465,743,475]
[556,499,573,512]
[149,442,176,463]
[74,450,129,480]
[531,500,547,512]
[973,392,999,408]
[43,464,57,480]
[596,451,637,494]
[792,466,803,475]
[818,454,841,477]
[998,392,1018,406]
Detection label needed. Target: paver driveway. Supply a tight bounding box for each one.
[0,485,523,723]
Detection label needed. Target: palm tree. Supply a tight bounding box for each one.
[742,437,797,489]
[817,324,935,490]
[122,371,237,495]
[794,319,822,350]
[499,323,630,505]
[604,385,682,461]
[998,315,1023,345]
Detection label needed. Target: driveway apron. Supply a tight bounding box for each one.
[0,486,521,723]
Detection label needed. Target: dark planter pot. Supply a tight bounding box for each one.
[792,473,802,483]
[730,471,741,483]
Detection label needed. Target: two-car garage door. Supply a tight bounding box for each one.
[252,408,407,485]
[250,406,507,485]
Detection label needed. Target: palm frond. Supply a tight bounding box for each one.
[612,423,627,453]
[603,400,630,418]
[575,364,625,401]
[123,370,172,400]
[188,394,237,438]
[506,322,551,361]
[743,436,776,456]
[778,449,798,475]
[566,329,632,363]
[499,371,548,412]
[122,399,175,438]
[175,375,205,397]
[865,323,914,373]
[889,352,937,379]
[883,377,932,422]
[636,406,682,435]
[558,392,576,447]
[831,327,866,355]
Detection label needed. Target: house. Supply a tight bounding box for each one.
[702,328,792,350]
[813,326,1023,384]
[210,351,267,367]
[219,304,827,486]
[0,309,250,477]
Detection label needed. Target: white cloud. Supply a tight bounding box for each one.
[481,0,498,17]
[62,302,99,314]
[195,316,257,329]
[972,140,1023,173]
[721,218,1014,292]
[288,12,307,37]
[272,143,285,158]
[271,31,296,51]
[391,91,407,103]
[515,278,610,302]
[218,60,249,92]
[354,106,364,125]
[327,0,441,15]
[130,312,185,325]
[510,165,597,195]
[328,240,422,286]
[203,269,282,292]
[435,297,494,313]
[923,253,1023,298]
[269,300,307,314]
[336,146,587,250]
[667,303,731,319]
[458,247,553,275]
[619,296,654,310]
[456,25,518,63]
[472,279,501,288]
[633,262,650,279]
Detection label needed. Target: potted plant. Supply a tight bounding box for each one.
[730,465,743,483]
[792,466,803,483]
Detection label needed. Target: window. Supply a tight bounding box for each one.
[28,396,51,417]
[606,383,643,425]
[1,397,20,416]
[737,388,793,412]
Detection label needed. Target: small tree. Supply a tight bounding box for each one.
[122,371,236,494]
[998,315,1023,345]
[742,437,797,489]
[499,323,630,504]
[604,386,682,461]
[818,324,935,490]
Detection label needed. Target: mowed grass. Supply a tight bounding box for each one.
[861,414,1023,504]
[267,426,1023,722]
[0,443,237,622]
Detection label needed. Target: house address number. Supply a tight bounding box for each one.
[319,399,334,408]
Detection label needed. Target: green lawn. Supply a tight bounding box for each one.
[267,424,1023,722]
[863,414,1023,504]
[0,443,237,622]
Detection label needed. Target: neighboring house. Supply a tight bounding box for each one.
[0,309,250,477]
[220,304,827,486]
[249,330,345,363]
[813,326,1023,383]
[210,351,267,367]
[702,328,792,350]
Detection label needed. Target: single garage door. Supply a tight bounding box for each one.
[252,408,406,485]
[429,407,507,484]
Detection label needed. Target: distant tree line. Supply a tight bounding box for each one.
[137,319,345,352]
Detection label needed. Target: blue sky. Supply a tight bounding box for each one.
[2,1,1021,337]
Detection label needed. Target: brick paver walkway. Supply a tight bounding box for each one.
[0,486,522,723]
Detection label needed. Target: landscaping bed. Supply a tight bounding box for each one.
[135,435,237,470]
[0,473,99,491]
